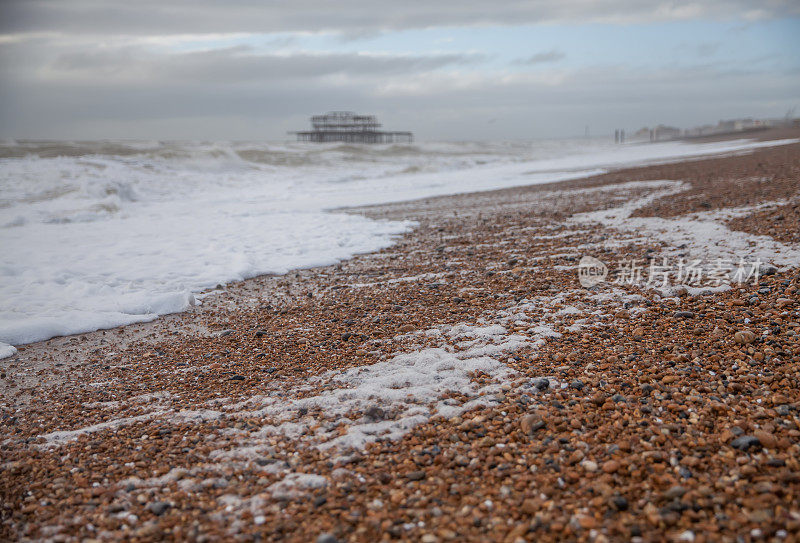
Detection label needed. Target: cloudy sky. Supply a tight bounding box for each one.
[1,1,798,140]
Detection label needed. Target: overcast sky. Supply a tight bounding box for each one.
[1,1,798,140]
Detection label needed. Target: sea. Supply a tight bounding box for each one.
[0,136,792,356]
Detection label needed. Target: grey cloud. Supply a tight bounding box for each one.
[46,46,483,84]
[2,0,798,36]
[3,59,797,140]
[1,1,798,140]
[516,49,566,65]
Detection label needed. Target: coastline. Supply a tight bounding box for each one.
[2,129,800,541]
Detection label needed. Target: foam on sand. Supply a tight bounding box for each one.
[572,180,800,269]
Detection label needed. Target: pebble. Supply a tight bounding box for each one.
[730,435,761,451]
[407,470,426,481]
[663,485,687,500]
[673,311,695,319]
[753,430,777,449]
[364,406,385,421]
[520,414,545,434]
[733,330,756,344]
[581,460,598,472]
[146,501,170,516]
[602,460,620,474]
[454,454,470,466]
[762,265,778,275]
[316,534,338,543]
[610,495,629,511]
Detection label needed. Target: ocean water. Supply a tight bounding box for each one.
[0,137,795,354]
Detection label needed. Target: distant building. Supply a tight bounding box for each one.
[683,124,717,137]
[636,115,784,143]
[289,111,413,143]
[717,118,761,132]
[653,125,682,141]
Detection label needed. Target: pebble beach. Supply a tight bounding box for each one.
[2,130,800,542]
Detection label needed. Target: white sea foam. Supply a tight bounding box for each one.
[571,180,800,269]
[0,137,796,351]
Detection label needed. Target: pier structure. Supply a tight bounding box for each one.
[290,111,413,143]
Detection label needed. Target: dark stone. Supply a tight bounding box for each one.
[534,378,550,391]
[569,380,584,390]
[364,406,385,421]
[147,501,171,516]
[316,534,338,543]
[663,486,687,500]
[731,435,761,451]
[228,375,245,381]
[673,311,695,319]
[407,470,426,481]
[611,495,629,511]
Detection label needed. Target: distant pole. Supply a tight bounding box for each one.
[620,130,625,144]
[614,129,619,144]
